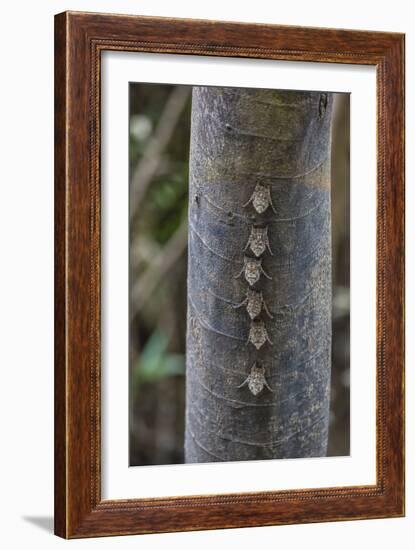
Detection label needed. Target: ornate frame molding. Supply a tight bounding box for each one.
[55,11,405,538]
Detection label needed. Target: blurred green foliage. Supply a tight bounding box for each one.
[129,85,191,246]
[129,84,190,466]
[132,330,185,388]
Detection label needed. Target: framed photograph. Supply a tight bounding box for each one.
[54,11,405,538]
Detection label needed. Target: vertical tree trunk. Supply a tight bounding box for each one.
[185,86,333,462]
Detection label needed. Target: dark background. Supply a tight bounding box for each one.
[129,83,350,466]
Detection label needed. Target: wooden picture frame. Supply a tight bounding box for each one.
[54,11,405,538]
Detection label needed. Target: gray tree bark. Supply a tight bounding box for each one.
[185,86,333,462]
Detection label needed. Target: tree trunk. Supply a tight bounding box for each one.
[185,86,333,462]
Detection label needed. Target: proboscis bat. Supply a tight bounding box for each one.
[235,256,272,286]
[247,319,273,349]
[233,289,273,320]
[243,183,277,214]
[244,225,273,257]
[237,362,273,396]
